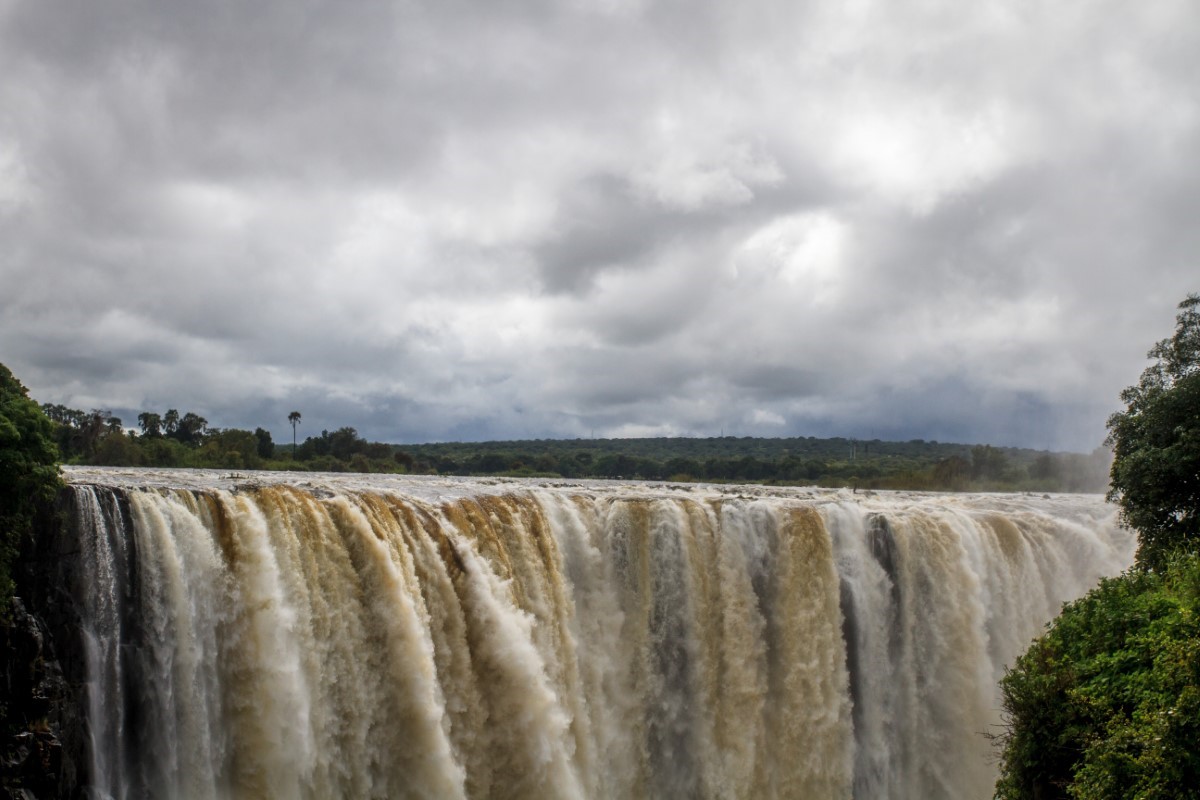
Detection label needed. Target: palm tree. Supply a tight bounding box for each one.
[288,411,301,458]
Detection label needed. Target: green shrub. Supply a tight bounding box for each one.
[0,364,62,609]
[1107,294,1200,570]
[995,557,1200,799]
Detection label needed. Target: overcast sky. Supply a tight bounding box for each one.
[2,0,1196,451]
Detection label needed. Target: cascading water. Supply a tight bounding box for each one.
[61,468,1134,800]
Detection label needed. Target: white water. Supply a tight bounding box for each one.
[64,468,1134,799]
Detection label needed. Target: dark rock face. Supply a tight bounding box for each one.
[2,495,88,799]
[2,599,67,798]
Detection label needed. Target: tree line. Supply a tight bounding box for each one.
[995,294,1200,799]
[38,404,414,474]
[398,439,1110,493]
[32,398,1110,492]
[40,404,281,471]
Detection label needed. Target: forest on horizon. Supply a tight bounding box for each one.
[37,398,1110,493]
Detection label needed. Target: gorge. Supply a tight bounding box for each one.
[21,468,1134,799]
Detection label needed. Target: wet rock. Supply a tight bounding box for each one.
[3,496,88,799]
[2,599,67,799]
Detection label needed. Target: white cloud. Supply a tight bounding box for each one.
[734,211,848,305]
[749,409,787,426]
[829,98,1021,215]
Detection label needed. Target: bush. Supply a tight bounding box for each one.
[0,364,62,608]
[995,557,1200,799]
[998,294,1200,798]
[1107,294,1200,570]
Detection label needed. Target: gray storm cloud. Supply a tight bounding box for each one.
[1,0,1196,450]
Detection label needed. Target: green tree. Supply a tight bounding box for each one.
[173,412,208,446]
[995,559,1200,800]
[971,444,1012,482]
[198,428,263,469]
[163,408,180,437]
[288,411,301,457]
[327,426,364,460]
[137,411,163,437]
[0,364,62,607]
[76,409,111,457]
[932,455,970,490]
[40,403,79,427]
[664,456,701,480]
[1029,453,1061,483]
[91,430,143,466]
[1106,294,1200,570]
[254,427,274,459]
[996,293,1200,798]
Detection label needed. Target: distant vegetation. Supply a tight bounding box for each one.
[396,436,1111,492]
[996,294,1200,799]
[38,405,406,475]
[35,400,1109,492]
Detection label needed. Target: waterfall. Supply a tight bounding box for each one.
[63,469,1134,800]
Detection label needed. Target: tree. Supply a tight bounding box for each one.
[995,560,1200,800]
[163,409,180,437]
[288,411,301,457]
[970,444,1011,482]
[40,403,82,427]
[76,409,112,457]
[175,412,208,446]
[137,411,163,438]
[1106,293,1200,570]
[327,426,365,460]
[0,363,61,607]
[995,293,1200,798]
[91,429,143,467]
[254,427,274,459]
[1028,453,1061,482]
[199,428,262,470]
[932,455,970,490]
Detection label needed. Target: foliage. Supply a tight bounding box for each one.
[995,557,1200,800]
[254,427,274,459]
[1106,294,1200,571]
[294,426,397,471]
[196,428,264,469]
[396,436,1110,492]
[997,293,1200,799]
[288,410,301,453]
[38,404,408,475]
[34,399,1110,491]
[174,412,208,445]
[137,411,163,437]
[0,364,62,607]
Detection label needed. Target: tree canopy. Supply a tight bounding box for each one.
[995,559,1200,800]
[1106,294,1200,570]
[0,364,61,606]
[997,293,1200,798]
